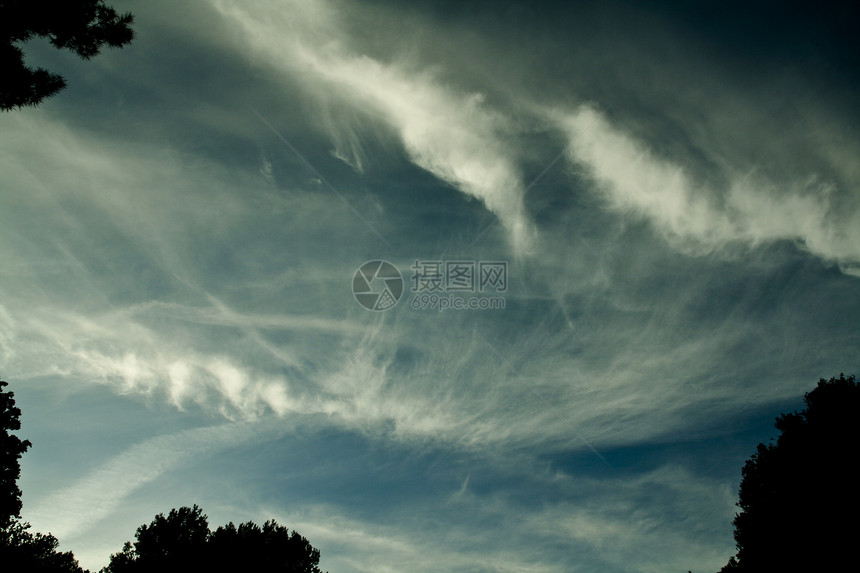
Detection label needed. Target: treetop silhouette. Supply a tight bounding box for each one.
[719,373,860,571]
[0,377,32,528]
[1,377,85,571]
[1,0,134,110]
[102,505,325,573]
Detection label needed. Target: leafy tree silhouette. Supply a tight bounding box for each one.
[719,374,860,572]
[209,519,324,572]
[1,377,87,572]
[0,378,31,528]
[0,0,134,111]
[103,506,209,573]
[102,505,325,573]
[1,520,86,573]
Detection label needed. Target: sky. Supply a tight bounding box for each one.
[1,1,859,571]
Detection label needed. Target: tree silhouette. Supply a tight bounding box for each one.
[102,505,325,573]
[0,519,86,573]
[0,0,134,111]
[1,377,87,572]
[103,505,210,572]
[209,519,323,572]
[719,374,860,571]
[0,378,32,528]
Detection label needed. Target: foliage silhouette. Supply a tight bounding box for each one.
[1,377,87,571]
[102,505,324,573]
[719,374,860,571]
[0,519,86,573]
[208,519,324,572]
[0,378,32,528]
[0,0,134,110]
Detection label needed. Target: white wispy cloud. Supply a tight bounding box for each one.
[264,504,563,573]
[5,4,858,573]
[556,104,860,273]
[24,421,276,540]
[210,0,536,254]
[245,461,736,573]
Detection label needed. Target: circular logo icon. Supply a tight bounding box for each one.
[352,260,403,311]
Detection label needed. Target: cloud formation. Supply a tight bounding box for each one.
[5,1,860,572]
[210,0,536,254]
[26,421,272,540]
[557,104,860,274]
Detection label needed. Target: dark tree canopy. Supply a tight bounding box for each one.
[0,519,86,573]
[720,374,860,572]
[0,0,134,110]
[0,377,32,528]
[102,505,324,573]
[208,519,324,572]
[1,377,87,572]
[105,505,210,572]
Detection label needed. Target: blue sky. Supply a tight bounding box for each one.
[2,1,859,571]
